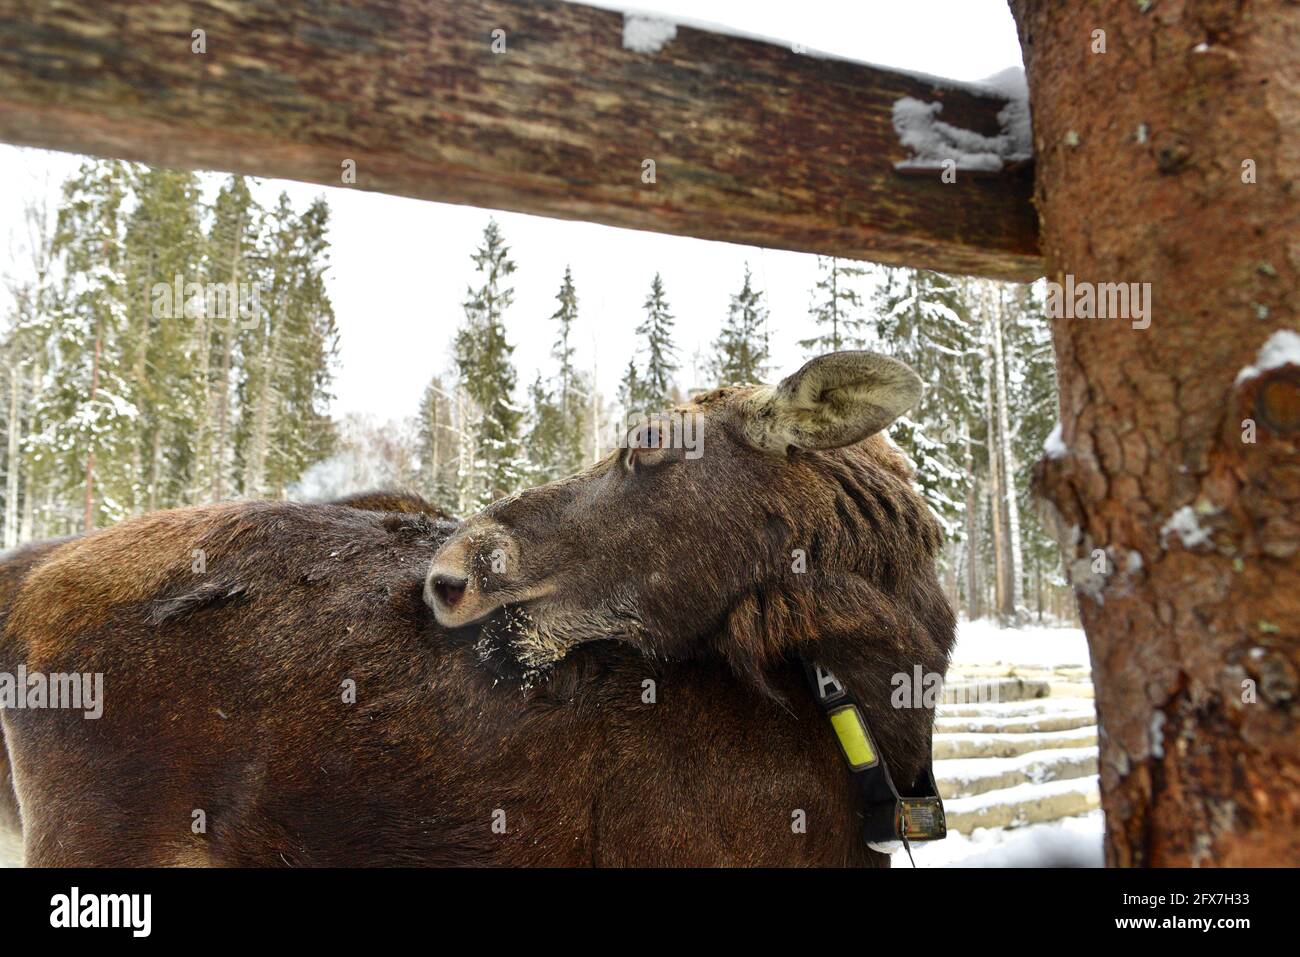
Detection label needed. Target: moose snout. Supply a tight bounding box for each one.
[428,571,468,610]
[424,526,524,628]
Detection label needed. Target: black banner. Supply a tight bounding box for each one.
[0,866,1280,944]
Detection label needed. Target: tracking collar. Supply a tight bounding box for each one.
[800,658,947,859]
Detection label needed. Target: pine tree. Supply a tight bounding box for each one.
[198,175,260,502]
[712,264,769,386]
[455,220,525,506]
[516,266,591,483]
[265,197,338,496]
[415,374,462,513]
[868,267,980,543]
[35,159,137,531]
[1003,282,1062,621]
[801,256,870,354]
[636,273,678,409]
[523,373,566,485]
[617,357,645,423]
[123,166,205,511]
[236,194,338,499]
[1,193,57,544]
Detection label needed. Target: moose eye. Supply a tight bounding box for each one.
[622,421,674,474]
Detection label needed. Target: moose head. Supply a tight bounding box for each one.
[425,351,944,689]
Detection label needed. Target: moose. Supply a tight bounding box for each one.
[0,351,955,866]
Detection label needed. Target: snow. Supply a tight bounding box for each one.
[936,746,1097,788]
[1042,422,1067,459]
[892,66,1032,171]
[936,710,1095,735]
[950,619,1090,668]
[1149,710,1166,759]
[940,698,1091,718]
[977,65,1029,100]
[943,774,1095,815]
[1235,329,1300,384]
[893,98,1004,171]
[622,14,677,53]
[1160,505,1211,549]
[583,3,1013,92]
[937,726,1097,753]
[911,810,1104,868]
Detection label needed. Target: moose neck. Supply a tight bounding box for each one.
[713,565,954,793]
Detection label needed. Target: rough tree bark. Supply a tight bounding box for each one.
[1013,0,1300,865]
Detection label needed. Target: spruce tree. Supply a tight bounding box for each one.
[455,220,525,506]
[636,273,678,409]
[868,266,980,542]
[265,196,338,496]
[37,159,137,530]
[198,175,261,502]
[416,374,461,513]
[236,193,338,499]
[801,256,869,354]
[123,165,205,511]
[548,266,587,476]
[523,373,567,486]
[712,264,770,386]
[1002,282,1063,619]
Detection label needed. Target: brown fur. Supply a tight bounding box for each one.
[3,502,877,866]
[327,489,452,518]
[0,537,77,837]
[0,491,442,846]
[428,382,954,797]
[3,357,955,866]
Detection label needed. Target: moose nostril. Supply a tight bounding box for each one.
[432,575,468,609]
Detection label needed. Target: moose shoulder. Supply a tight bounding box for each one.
[0,490,445,846]
[3,352,954,866]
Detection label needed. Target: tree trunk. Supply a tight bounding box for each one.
[964,430,982,621]
[244,323,280,499]
[1013,0,1300,866]
[991,287,1024,613]
[191,305,211,504]
[983,337,1009,618]
[4,363,21,549]
[213,317,235,502]
[18,365,36,543]
[83,318,102,532]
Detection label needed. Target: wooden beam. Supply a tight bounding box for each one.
[0,0,1041,280]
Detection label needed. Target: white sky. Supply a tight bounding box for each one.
[0,0,1023,425]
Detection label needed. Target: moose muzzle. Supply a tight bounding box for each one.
[424,524,526,628]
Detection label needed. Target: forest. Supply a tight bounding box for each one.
[0,161,1073,626]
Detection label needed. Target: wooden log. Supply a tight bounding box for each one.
[0,0,1040,280]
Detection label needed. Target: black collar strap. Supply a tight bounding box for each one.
[800,657,947,855]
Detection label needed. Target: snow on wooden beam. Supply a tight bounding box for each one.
[0,0,1041,280]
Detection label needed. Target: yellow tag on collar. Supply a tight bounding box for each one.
[828,704,879,771]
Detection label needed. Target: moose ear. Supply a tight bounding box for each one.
[737,351,922,453]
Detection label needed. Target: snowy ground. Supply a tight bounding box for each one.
[911,810,1104,868]
[919,619,1103,867]
[950,618,1091,668]
[0,830,20,868]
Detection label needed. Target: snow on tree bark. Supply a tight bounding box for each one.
[1013,0,1300,866]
